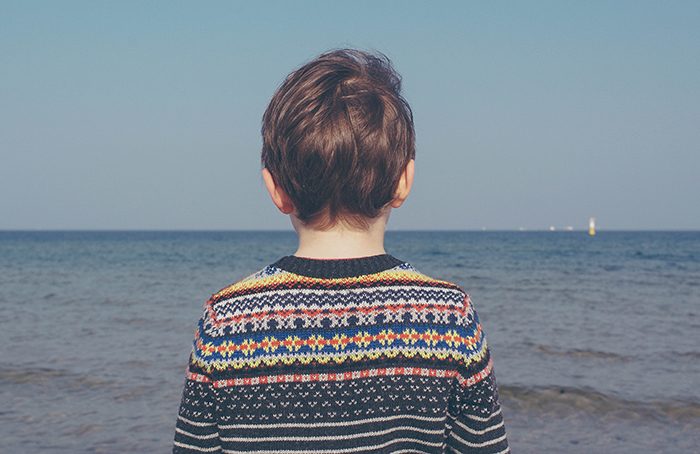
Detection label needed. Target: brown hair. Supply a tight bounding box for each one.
[261,49,415,229]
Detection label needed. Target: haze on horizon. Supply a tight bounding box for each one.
[1,1,699,231]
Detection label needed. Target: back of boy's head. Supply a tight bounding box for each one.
[262,49,415,230]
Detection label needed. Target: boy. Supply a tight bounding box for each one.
[174,49,509,454]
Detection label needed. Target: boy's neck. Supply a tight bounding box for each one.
[291,211,390,259]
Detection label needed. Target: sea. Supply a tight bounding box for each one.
[1,230,699,454]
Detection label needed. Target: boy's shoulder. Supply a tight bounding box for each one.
[206,258,468,309]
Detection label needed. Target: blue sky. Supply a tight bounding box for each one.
[1,1,698,230]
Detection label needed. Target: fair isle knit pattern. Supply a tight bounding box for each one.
[174,255,508,454]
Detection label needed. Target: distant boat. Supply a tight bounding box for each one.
[589,217,596,236]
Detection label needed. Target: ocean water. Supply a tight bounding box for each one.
[1,230,699,453]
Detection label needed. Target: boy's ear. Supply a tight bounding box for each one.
[262,168,295,215]
[390,159,415,208]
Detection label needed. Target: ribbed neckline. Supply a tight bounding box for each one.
[271,254,404,279]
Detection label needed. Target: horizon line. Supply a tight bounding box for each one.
[2,228,699,233]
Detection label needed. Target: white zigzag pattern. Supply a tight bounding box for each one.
[205,288,474,337]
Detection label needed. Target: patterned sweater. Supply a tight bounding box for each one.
[174,255,509,454]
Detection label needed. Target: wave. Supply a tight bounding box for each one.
[664,351,700,360]
[531,344,700,362]
[499,385,700,425]
[532,344,633,361]
[0,365,159,405]
[0,366,117,388]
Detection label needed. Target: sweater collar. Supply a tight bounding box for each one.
[271,254,404,279]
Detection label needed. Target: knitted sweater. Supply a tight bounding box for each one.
[174,255,509,454]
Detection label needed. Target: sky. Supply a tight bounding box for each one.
[1,1,699,231]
